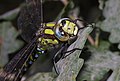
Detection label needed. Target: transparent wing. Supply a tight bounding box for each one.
[18,0,42,42]
[0,36,38,81]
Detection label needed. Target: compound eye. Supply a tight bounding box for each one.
[61,20,66,26]
[59,26,65,36]
[54,25,69,41]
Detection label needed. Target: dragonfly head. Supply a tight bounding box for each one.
[54,18,82,42]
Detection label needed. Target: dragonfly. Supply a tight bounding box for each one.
[0,0,94,81]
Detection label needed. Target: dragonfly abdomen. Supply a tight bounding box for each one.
[22,47,45,73]
[7,47,46,81]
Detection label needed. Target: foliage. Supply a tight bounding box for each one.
[0,8,24,67]
[97,0,120,47]
[78,41,120,81]
[0,8,20,21]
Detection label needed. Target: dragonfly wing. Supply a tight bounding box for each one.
[0,36,38,81]
[18,0,42,42]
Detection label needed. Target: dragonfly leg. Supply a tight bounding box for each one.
[53,44,68,74]
[61,48,82,59]
[53,43,82,74]
[74,19,95,30]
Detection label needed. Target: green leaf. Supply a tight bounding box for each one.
[0,22,24,67]
[0,8,20,20]
[107,66,120,81]
[98,0,106,10]
[26,73,56,81]
[78,41,120,81]
[118,44,120,50]
[97,0,120,46]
